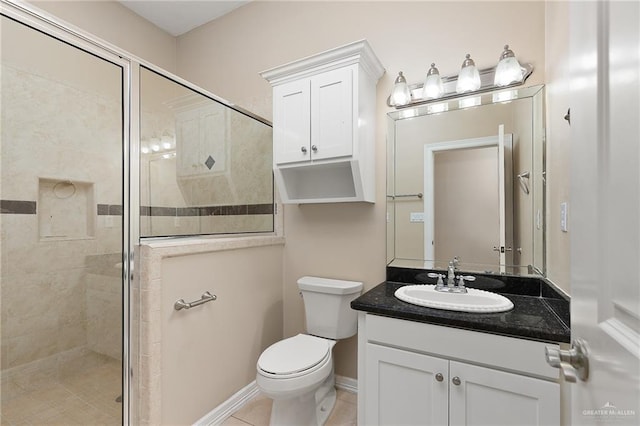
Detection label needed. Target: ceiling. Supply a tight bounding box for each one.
[119,1,250,36]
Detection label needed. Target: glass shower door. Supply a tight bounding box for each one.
[1,14,126,425]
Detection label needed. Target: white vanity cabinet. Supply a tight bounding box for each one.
[359,314,561,426]
[261,40,384,204]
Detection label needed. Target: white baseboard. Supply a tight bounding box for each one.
[194,376,358,425]
[194,380,260,426]
[335,375,358,394]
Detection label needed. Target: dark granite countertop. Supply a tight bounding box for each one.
[351,267,571,344]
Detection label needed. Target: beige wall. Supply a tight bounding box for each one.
[159,244,283,424]
[30,0,177,72]
[545,1,571,293]
[176,0,546,379]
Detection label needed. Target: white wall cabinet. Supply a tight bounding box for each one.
[262,40,384,203]
[274,66,353,164]
[358,314,561,426]
[175,104,228,178]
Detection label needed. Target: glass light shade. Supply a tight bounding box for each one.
[494,56,523,86]
[422,63,444,100]
[456,54,481,94]
[391,71,411,106]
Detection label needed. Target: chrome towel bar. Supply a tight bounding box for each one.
[174,291,217,311]
[386,193,423,199]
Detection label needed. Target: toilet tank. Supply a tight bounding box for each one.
[297,276,363,339]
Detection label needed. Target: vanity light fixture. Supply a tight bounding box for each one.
[390,71,412,106]
[423,63,444,99]
[455,54,481,94]
[386,44,533,109]
[494,45,524,86]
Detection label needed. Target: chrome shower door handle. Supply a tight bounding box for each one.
[545,339,590,382]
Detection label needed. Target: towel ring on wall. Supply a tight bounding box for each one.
[53,180,76,199]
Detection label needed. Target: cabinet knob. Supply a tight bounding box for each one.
[452,376,461,386]
[311,145,318,152]
[435,373,444,382]
[301,146,308,154]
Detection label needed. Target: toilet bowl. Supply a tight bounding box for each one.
[255,276,363,426]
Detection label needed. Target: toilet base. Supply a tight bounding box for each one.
[268,373,337,426]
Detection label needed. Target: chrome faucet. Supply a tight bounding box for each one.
[428,257,474,293]
[447,261,456,288]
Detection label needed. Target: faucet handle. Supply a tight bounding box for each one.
[427,273,445,288]
[459,275,475,281]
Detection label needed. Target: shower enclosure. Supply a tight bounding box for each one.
[1,10,129,426]
[1,1,273,425]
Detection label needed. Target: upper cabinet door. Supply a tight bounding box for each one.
[273,79,311,165]
[310,66,354,161]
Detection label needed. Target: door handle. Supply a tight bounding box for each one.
[545,338,589,382]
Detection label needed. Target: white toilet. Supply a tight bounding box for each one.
[256,276,363,426]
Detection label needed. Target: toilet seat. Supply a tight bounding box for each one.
[257,334,331,379]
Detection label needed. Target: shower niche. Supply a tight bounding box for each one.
[38,178,96,240]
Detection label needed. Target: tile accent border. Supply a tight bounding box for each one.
[1,200,274,217]
[0,200,37,214]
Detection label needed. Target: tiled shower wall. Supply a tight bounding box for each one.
[0,63,123,378]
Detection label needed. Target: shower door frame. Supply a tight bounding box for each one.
[1,1,137,424]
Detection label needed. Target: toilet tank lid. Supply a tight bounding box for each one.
[297,276,363,295]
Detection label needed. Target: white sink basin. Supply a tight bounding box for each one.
[394,285,514,313]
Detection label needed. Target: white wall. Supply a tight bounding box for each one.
[176,0,547,380]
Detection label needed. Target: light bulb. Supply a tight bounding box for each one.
[422,63,444,100]
[141,146,150,154]
[391,71,411,106]
[162,142,172,150]
[494,45,523,86]
[456,54,481,94]
[151,144,160,152]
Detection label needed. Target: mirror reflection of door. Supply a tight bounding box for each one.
[425,133,513,271]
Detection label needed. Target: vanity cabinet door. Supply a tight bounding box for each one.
[273,78,311,165]
[449,361,560,426]
[365,343,449,426]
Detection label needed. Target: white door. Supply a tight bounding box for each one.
[449,361,559,426]
[424,135,513,268]
[364,343,448,426]
[273,78,311,164]
[569,1,640,424]
[310,66,353,160]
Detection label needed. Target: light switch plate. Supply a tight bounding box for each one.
[560,202,568,232]
[410,212,425,223]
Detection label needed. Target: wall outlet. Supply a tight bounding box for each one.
[410,212,425,223]
[560,202,568,232]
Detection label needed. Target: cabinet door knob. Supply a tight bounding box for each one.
[452,376,461,386]
[435,373,444,382]
[311,145,318,152]
[301,146,308,153]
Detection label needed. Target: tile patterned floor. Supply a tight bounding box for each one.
[222,388,357,426]
[1,357,121,425]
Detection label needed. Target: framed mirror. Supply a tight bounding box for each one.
[387,85,545,276]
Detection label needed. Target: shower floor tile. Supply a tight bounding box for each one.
[1,356,121,426]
